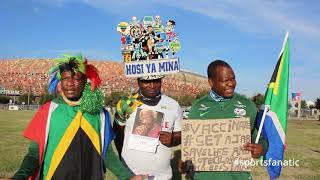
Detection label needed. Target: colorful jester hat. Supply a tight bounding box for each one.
[48,54,104,113]
[48,54,101,93]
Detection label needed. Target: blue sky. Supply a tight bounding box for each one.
[1,0,319,101]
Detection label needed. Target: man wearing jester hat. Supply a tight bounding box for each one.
[113,75,182,180]
[10,55,145,180]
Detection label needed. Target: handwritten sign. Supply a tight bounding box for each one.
[182,118,252,171]
[124,58,180,77]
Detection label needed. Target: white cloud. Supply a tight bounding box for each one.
[33,0,320,38]
[77,0,320,64]
[150,0,320,37]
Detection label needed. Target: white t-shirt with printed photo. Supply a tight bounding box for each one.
[121,95,182,180]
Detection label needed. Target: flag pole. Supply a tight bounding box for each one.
[255,105,269,143]
[255,31,289,144]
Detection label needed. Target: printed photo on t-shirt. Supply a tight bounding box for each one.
[132,108,164,138]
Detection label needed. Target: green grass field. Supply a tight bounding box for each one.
[0,110,319,179]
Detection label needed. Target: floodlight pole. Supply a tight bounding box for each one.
[27,86,31,109]
[298,99,301,120]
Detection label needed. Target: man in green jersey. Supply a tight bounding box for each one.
[186,60,268,180]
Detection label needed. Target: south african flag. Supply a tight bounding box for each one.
[24,98,113,180]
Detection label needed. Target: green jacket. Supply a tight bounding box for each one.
[188,93,268,180]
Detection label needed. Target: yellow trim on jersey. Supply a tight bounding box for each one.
[46,111,82,180]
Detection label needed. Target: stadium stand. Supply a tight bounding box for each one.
[0,59,208,98]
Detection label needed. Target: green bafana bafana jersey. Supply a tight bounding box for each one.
[187,93,268,180]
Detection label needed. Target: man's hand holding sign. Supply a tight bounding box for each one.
[243,143,264,158]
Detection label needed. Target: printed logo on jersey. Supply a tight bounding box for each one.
[234,101,246,108]
[234,108,246,116]
[198,104,210,111]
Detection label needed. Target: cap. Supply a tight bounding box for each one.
[138,75,164,80]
